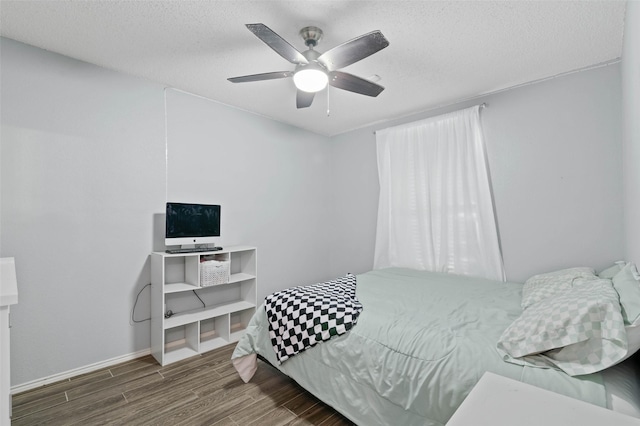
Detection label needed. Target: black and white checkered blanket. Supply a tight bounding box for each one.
[265,273,363,364]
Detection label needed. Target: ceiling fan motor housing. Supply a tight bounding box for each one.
[299,26,323,47]
[295,49,327,78]
[300,49,323,67]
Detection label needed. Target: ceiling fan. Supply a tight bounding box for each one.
[228,23,390,109]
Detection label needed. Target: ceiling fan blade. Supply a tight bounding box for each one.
[317,30,389,71]
[296,90,315,108]
[246,23,309,65]
[329,71,385,97]
[228,71,293,83]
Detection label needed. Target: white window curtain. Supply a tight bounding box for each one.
[374,105,505,281]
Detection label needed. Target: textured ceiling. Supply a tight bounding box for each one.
[0,1,627,136]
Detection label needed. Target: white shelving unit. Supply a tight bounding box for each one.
[150,246,257,366]
[1,258,18,424]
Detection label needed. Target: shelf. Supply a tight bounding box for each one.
[229,321,250,342]
[163,345,199,364]
[229,330,247,342]
[161,246,254,257]
[230,322,245,333]
[229,272,256,284]
[200,329,219,341]
[163,273,254,294]
[164,282,200,293]
[164,300,256,329]
[200,333,228,352]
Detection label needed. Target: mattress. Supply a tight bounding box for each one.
[232,267,639,425]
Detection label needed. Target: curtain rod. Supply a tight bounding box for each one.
[373,103,487,134]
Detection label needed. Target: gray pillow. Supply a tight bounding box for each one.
[598,261,626,279]
[498,278,627,376]
[612,263,640,325]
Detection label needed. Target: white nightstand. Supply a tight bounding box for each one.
[446,372,640,426]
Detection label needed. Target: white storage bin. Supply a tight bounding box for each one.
[200,259,230,287]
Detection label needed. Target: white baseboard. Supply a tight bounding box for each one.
[11,348,151,394]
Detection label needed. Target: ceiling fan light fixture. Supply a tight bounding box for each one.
[293,67,328,93]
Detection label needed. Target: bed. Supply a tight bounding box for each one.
[231,267,640,426]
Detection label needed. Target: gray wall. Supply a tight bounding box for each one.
[0,38,333,387]
[329,64,624,282]
[1,38,166,385]
[165,89,333,300]
[622,1,640,265]
[0,30,630,387]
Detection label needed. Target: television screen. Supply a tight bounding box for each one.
[165,202,220,246]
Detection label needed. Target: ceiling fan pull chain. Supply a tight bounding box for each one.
[327,85,331,117]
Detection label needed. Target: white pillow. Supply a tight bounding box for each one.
[521,267,596,309]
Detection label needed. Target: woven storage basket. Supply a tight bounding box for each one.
[200,259,230,287]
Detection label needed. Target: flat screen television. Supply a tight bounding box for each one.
[165,202,221,246]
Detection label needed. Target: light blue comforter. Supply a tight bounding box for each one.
[232,268,606,425]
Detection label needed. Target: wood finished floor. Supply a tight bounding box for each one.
[11,344,356,426]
